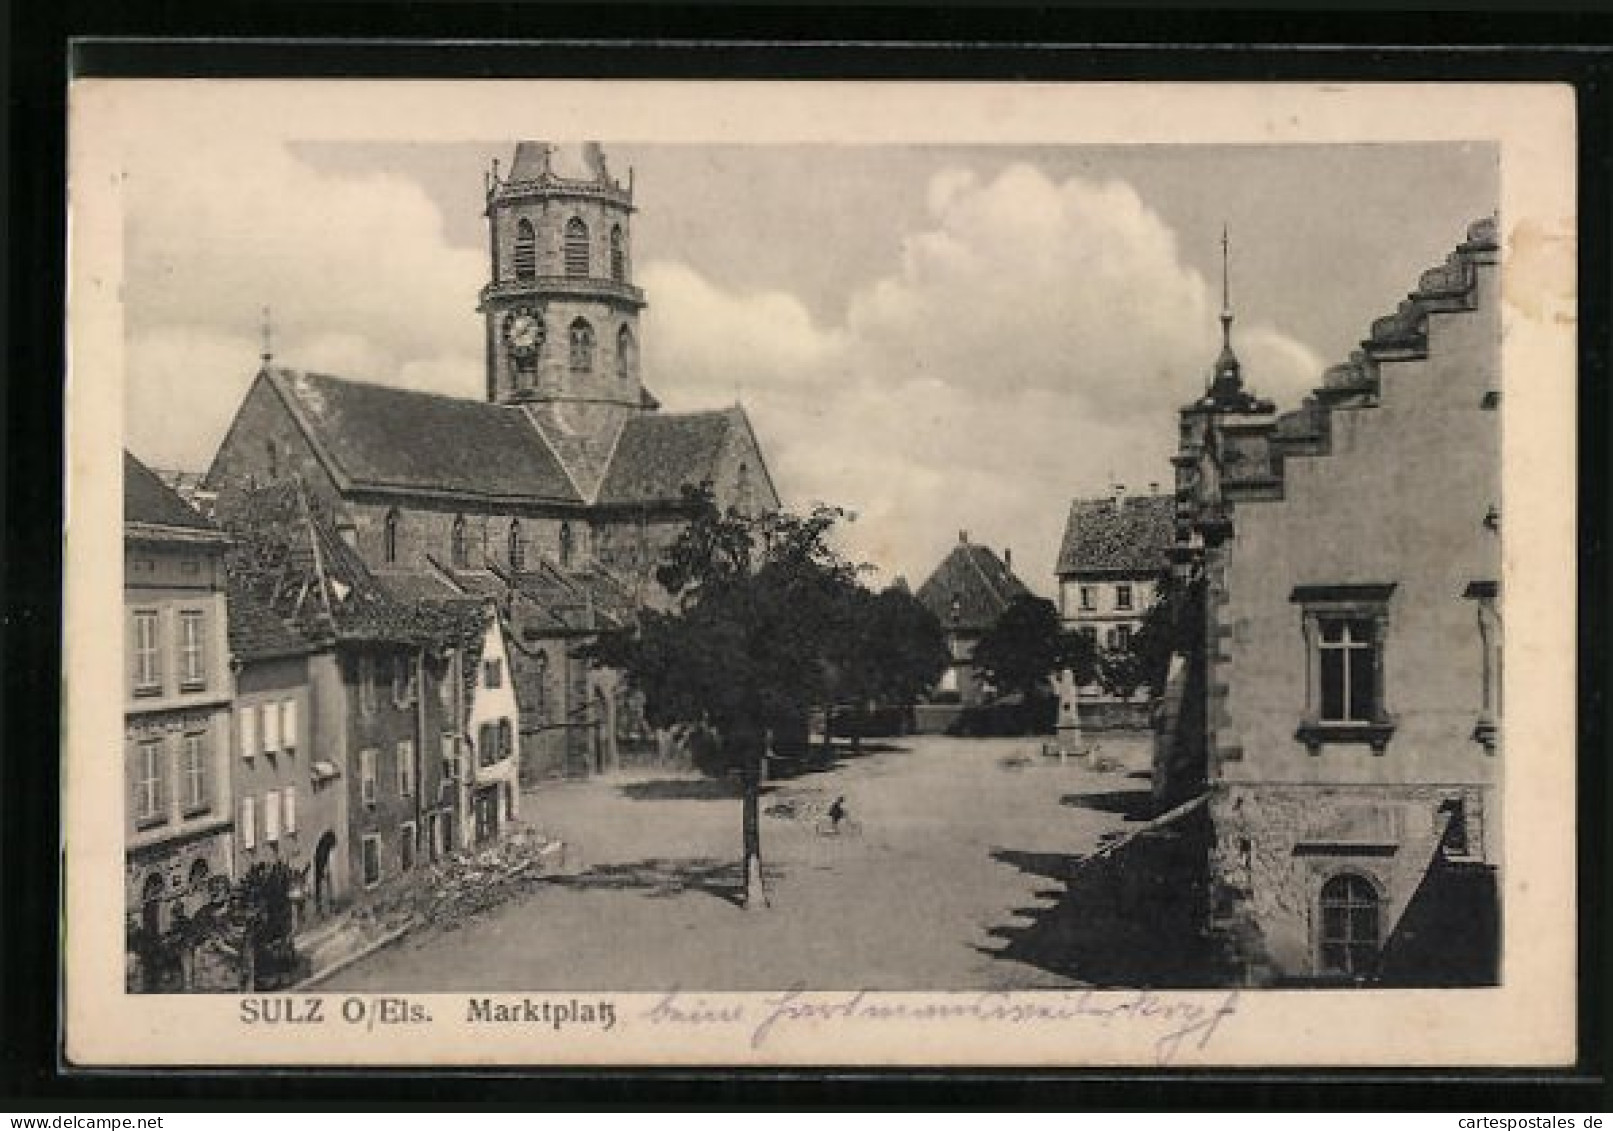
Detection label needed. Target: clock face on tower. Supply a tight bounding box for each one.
[503,309,544,355]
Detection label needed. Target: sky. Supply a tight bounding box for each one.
[123,136,1496,593]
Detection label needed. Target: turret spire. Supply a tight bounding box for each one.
[1210,224,1242,397]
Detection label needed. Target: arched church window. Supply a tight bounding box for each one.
[508,519,526,572]
[266,439,279,480]
[451,515,468,569]
[564,217,589,277]
[569,319,595,373]
[616,324,636,380]
[610,225,626,281]
[383,509,400,564]
[559,522,575,570]
[513,218,537,281]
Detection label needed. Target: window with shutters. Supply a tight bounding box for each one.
[1292,584,1396,752]
[264,789,281,843]
[240,796,256,850]
[568,318,595,373]
[239,704,258,760]
[397,739,415,796]
[283,786,297,836]
[262,700,280,754]
[179,610,207,689]
[609,224,625,281]
[133,609,162,694]
[135,740,166,825]
[564,217,589,276]
[181,731,210,815]
[280,699,297,756]
[513,218,537,281]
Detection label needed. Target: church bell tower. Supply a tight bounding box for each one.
[479,142,648,453]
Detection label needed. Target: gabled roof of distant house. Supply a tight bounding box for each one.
[125,450,224,537]
[1056,493,1175,578]
[914,536,1032,634]
[262,368,584,505]
[594,407,744,507]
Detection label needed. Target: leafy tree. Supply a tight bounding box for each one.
[821,583,948,751]
[1099,569,1182,701]
[231,860,303,989]
[589,486,860,908]
[971,594,1067,704]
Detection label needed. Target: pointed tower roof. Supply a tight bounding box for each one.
[1208,224,1244,400]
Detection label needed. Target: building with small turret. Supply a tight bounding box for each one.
[1161,220,1502,986]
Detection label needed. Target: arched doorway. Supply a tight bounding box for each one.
[313,831,337,916]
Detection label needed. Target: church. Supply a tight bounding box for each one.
[205,141,781,779]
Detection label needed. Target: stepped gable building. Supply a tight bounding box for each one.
[205,141,780,780]
[124,451,236,969]
[914,532,1033,710]
[1054,485,1175,731]
[1164,218,1502,986]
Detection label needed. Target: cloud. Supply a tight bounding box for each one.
[639,162,1323,591]
[125,150,1323,597]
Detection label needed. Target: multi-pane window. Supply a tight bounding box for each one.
[1078,586,1096,611]
[135,740,166,823]
[397,739,415,797]
[483,659,503,689]
[179,611,207,688]
[264,789,281,843]
[362,834,381,888]
[1115,584,1134,611]
[513,218,537,281]
[181,732,209,813]
[569,319,595,373]
[1318,873,1380,978]
[133,610,162,692]
[1318,618,1377,723]
[509,520,525,572]
[360,748,377,806]
[564,217,589,277]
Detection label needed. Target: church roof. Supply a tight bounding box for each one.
[594,409,739,507]
[1056,493,1175,577]
[914,538,1032,634]
[125,450,222,535]
[266,368,583,505]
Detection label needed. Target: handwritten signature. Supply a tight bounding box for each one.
[642,986,1240,1064]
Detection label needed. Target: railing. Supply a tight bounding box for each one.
[480,276,646,308]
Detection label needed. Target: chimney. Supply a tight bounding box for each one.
[1003,547,1013,570]
[1149,481,1160,496]
[1113,483,1127,510]
[958,529,969,544]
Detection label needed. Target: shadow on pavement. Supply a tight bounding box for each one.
[1059,787,1156,821]
[548,856,784,909]
[980,809,1220,988]
[617,778,741,802]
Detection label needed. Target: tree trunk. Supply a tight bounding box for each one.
[740,747,767,910]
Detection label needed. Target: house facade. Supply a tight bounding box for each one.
[203,141,780,780]
[124,452,236,945]
[1054,487,1174,731]
[914,532,1033,716]
[1166,218,1502,985]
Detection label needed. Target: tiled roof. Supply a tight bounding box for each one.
[267,368,582,504]
[1056,494,1175,577]
[509,559,635,634]
[226,575,316,663]
[125,451,219,532]
[914,540,1032,633]
[594,410,734,506]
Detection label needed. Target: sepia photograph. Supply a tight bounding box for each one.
[65,79,1577,1067]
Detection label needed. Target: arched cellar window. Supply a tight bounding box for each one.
[513,218,537,281]
[1318,873,1380,979]
[616,324,636,380]
[558,521,575,570]
[610,225,626,281]
[564,217,589,277]
[451,515,468,569]
[569,319,595,373]
[508,519,526,572]
[383,508,400,564]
